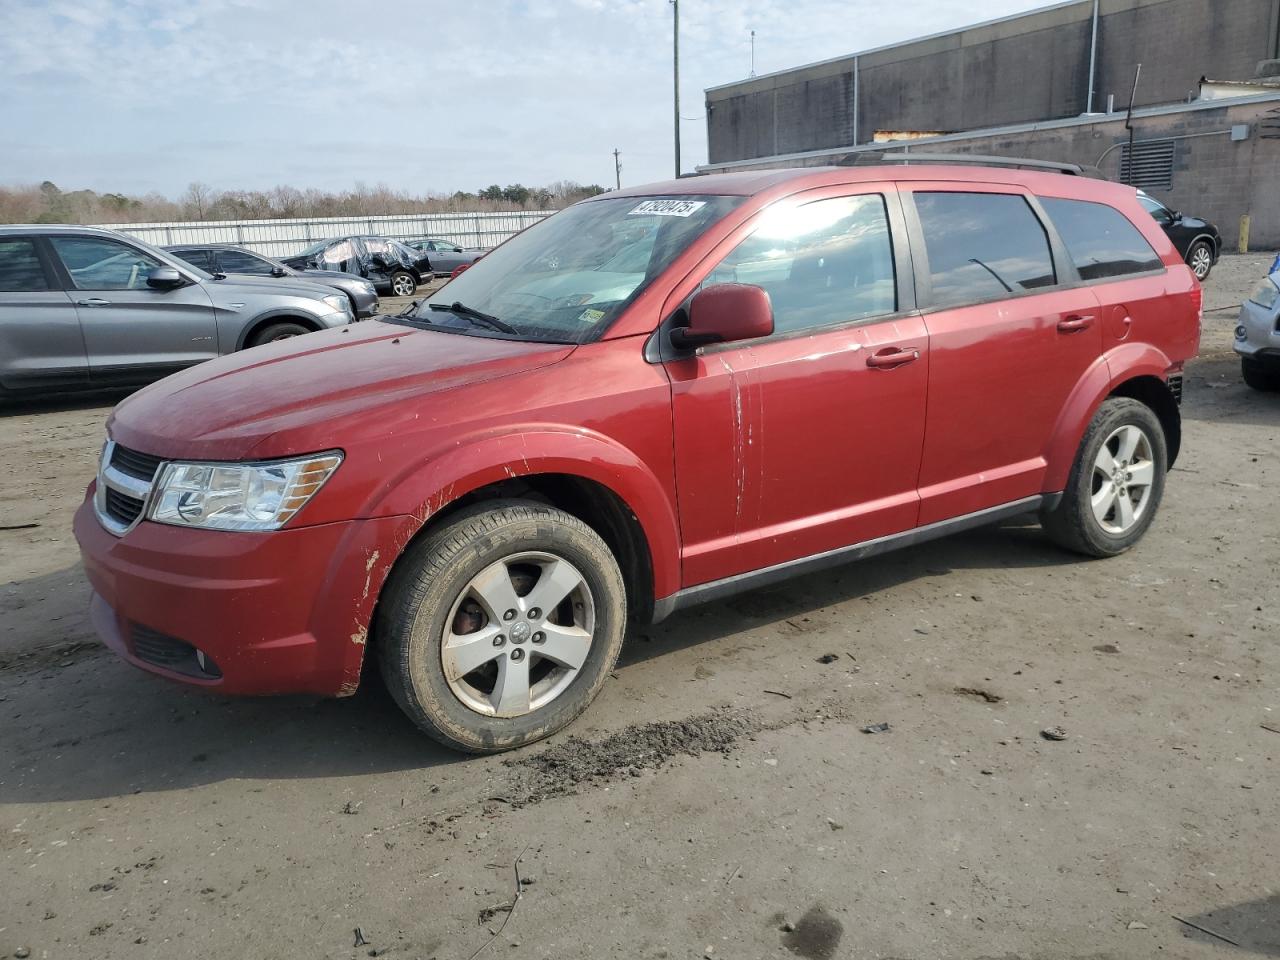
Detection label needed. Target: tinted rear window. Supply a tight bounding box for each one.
[914,192,1056,308]
[0,238,50,291]
[1039,197,1163,281]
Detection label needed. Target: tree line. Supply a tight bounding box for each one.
[0,180,610,225]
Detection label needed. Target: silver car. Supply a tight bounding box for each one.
[1235,267,1280,391]
[0,225,352,396]
[404,237,487,276]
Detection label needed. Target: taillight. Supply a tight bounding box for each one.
[1189,282,1203,318]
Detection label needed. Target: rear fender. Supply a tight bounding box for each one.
[1043,343,1174,491]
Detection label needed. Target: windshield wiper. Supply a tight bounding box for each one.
[396,299,420,317]
[428,301,519,335]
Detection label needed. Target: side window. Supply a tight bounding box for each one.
[364,238,392,258]
[1138,194,1172,224]
[48,236,165,291]
[1041,197,1164,281]
[217,249,273,275]
[914,192,1056,308]
[0,239,51,291]
[171,248,212,271]
[321,239,356,270]
[704,194,897,335]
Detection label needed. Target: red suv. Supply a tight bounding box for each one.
[74,162,1201,752]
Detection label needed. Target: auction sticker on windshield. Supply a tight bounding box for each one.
[629,199,707,218]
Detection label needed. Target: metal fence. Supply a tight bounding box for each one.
[95,210,555,258]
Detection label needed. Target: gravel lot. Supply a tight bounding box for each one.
[2,255,1277,959]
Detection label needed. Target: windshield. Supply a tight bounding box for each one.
[402,194,743,343]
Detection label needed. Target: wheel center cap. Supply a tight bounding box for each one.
[510,621,532,644]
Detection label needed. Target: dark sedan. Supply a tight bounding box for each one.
[1137,191,1221,281]
[166,243,380,318]
[279,236,431,297]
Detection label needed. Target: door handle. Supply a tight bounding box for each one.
[76,298,111,307]
[1057,314,1095,333]
[866,347,920,369]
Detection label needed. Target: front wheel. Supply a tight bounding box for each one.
[1040,398,1167,557]
[1241,357,1280,392]
[249,321,310,347]
[390,270,417,297]
[376,501,626,753]
[1186,240,1214,281]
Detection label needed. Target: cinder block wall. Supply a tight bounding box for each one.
[707,0,1280,165]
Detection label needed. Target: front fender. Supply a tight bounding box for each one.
[1043,343,1174,491]
[364,425,682,600]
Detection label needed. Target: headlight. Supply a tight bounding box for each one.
[149,452,342,531]
[1248,276,1280,310]
[322,293,350,314]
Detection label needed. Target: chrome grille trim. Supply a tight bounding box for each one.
[94,440,165,537]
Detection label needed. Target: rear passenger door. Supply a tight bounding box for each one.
[0,237,87,391]
[901,186,1104,525]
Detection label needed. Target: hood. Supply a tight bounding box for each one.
[108,320,575,460]
[204,272,336,301]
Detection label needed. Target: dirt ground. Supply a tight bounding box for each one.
[2,256,1277,960]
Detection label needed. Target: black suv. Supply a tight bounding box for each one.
[1137,191,1221,281]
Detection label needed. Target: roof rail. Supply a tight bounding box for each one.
[841,151,1105,178]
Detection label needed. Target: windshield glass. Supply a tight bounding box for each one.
[407,194,743,343]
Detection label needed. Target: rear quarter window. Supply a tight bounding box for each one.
[1038,197,1163,281]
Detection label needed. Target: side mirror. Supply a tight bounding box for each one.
[270,266,286,277]
[670,283,773,350]
[1170,211,1183,222]
[146,266,185,290]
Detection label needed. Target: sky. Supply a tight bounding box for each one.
[0,0,1051,199]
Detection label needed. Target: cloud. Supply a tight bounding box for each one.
[0,0,1048,196]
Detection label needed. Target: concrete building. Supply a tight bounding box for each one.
[700,0,1280,247]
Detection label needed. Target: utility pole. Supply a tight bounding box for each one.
[1124,63,1142,185]
[613,148,622,190]
[671,0,681,179]
[750,29,756,77]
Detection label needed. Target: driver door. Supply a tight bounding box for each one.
[47,235,218,385]
[665,186,929,586]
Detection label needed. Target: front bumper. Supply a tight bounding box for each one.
[1233,298,1280,360]
[74,495,403,697]
[316,307,353,330]
[354,291,380,318]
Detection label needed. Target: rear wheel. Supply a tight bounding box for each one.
[1041,398,1167,557]
[376,501,626,753]
[390,270,417,297]
[1186,240,1214,281]
[249,321,310,347]
[1241,357,1280,392]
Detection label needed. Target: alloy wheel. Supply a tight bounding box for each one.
[1190,246,1212,280]
[441,552,595,717]
[393,274,416,296]
[1090,424,1155,534]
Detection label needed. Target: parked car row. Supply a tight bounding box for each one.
[164,244,380,318]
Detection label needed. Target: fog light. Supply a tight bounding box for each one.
[1235,325,1247,340]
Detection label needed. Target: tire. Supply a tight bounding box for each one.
[390,270,417,297]
[1040,397,1167,558]
[376,500,626,753]
[1186,240,1214,281]
[1241,357,1280,392]
[248,321,311,347]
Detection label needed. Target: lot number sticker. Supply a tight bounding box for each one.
[628,199,707,218]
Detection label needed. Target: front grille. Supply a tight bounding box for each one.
[131,625,221,679]
[1168,374,1183,405]
[104,486,145,526]
[110,445,164,481]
